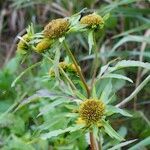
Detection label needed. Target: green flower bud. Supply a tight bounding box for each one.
[34,38,53,53]
[17,34,30,54]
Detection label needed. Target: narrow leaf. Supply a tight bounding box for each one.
[101,73,133,83]
[102,120,124,141]
[109,60,150,73]
[106,105,132,117]
[11,62,41,87]
[128,137,150,150]
[108,139,137,150]
[41,125,84,140]
[38,98,68,116]
[100,80,112,104]
[111,35,150,53]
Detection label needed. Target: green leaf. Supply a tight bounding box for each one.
[102,120,124,141]
[88,30,94,55]
[4,135,34,150]
[53,47,61,78]
[108,139,137,150]
[128,137,150,150]
[105,105,132,117]
[11,61,41,87]
[75,91,87,100]
[41,125,84,140]
[38,98,68,116]
[109,60,150,72]
[69,14,81,26]
[15,89,61,111]
[5,56,20,73]
[111,35,150,52]
[92,85,98,99]
[100,73,133,83]
[100,80,112,104]
[103,13,110,21]
[113,23,150,38]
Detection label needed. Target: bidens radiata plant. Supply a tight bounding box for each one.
[15,9,150,150]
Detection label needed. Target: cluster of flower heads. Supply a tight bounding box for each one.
[17,12,106,126]
[17,13,104,54]
[16,12,131,141]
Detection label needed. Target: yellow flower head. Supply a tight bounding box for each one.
[79,99,105,125]
[43,18,69,39]
[34,38,53,53]
[80,13,104,28]
[17,34,30,54]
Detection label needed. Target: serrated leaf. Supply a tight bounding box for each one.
[105,105,132,117]
[41,125,84,140]
[102,120,124,141]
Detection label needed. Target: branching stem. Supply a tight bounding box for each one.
[63,41,90,98]
[42,54,77,90]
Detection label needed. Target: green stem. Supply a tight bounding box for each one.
[63,41,90,98]
[90,132,98,150]
[90,32,99,90]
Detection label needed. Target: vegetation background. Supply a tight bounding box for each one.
[0,0,150,149]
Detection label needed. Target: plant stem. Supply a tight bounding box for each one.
[90,32,99,90]
[90,132,98,150]
[63,41,99,150]
[63,41,90,98]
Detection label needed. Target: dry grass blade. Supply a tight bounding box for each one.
[134,29,150,110]
[116,75,150,108]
